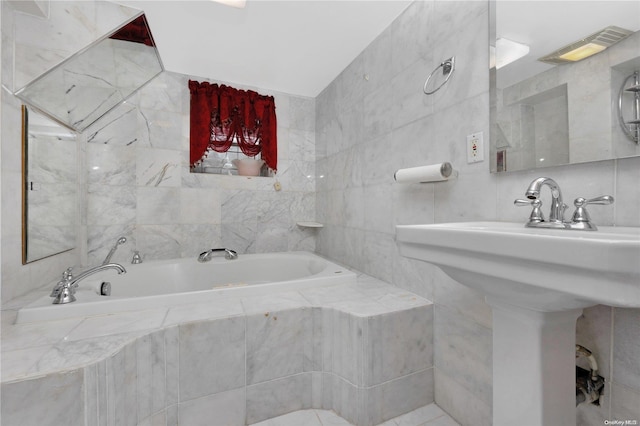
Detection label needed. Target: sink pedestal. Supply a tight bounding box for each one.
[396,221,639,425]
[487,297,582,426]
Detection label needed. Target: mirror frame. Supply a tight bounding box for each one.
[21,105,28,264]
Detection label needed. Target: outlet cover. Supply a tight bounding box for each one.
[467,132,484,163]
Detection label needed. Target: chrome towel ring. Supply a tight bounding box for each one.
[423,57,455,95]
[617,70,640,144]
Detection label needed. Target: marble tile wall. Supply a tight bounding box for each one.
[82,70,317,266]
[315,1,640,425]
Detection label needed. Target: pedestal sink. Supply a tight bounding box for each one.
[396,222,640,426]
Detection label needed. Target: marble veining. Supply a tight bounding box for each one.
[1,272,434,426]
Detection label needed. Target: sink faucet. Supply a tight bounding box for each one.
[515,177,613,231]
[198,248,238,262]
[524,177,566,225]
[50,263,126,304]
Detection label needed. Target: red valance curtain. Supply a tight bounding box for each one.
[189,80,277,171]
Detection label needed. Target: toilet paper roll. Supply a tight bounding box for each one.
[394,162,454,184]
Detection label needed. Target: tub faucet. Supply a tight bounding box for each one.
[103,236,127,265]
[198,248,238,262]
[51,263,126,304]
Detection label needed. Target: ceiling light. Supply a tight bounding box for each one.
[539,26,633,65]
[211,0,246,9]
[494,38,530,69]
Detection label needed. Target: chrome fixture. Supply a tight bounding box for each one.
[423,57,455,95]
[198,248,238,262]
[618,70,640,144]
[569,195,615,231]
[524,177,566,225]
[131,251,143,264]
[51,263,126,304]
[103,236,126,265]
[515,177,613,231]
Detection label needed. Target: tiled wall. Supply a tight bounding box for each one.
[1,303,433,426]
[314,1,640,425]
[1,0,317,300]
[82,70,317,267]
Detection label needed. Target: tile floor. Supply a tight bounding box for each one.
[250,403,460,426]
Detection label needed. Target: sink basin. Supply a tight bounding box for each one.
[396,221,640,425]
[396,221,640,311]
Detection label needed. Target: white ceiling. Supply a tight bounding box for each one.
[117,0,411,97]
[114,1,640,96]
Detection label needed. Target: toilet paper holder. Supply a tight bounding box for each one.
[394,162,457,184]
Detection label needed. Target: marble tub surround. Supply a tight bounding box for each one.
[1,274,435,426]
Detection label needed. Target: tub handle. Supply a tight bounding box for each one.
[198,248,238,262]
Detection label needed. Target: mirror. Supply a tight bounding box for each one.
[22,106,78,263]
[490,1,640,173]
[15,13,163,132]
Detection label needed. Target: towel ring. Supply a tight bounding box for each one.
[617,70,640,144]
[423,57,455,95]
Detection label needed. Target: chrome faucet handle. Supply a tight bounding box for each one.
[224,248,238,260]
[50,267,74,297]
[198,248,238,262]
[575,195,614,206]
[62,267,74,281]
[571,195,614,227]
[514,198,545,223]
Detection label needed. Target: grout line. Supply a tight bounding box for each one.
[244,314,248,425]
[612,159,618,225]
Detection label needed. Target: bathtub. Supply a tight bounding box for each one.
[15,251,355,324]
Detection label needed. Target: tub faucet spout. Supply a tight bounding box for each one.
[198,248,238,262]
[51,263,126,304]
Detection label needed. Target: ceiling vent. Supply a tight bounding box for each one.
[538,26,633,65]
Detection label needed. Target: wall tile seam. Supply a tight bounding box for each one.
[315,223,395,236]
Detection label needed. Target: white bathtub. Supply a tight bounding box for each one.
[15,251,355,324]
